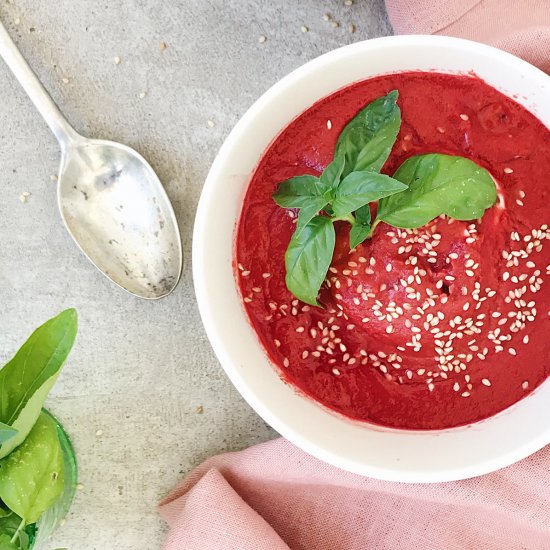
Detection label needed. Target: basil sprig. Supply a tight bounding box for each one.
[272,91,497,306]
[0,310,78,549]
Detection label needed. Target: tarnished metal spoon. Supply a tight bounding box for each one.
[0,21,182,299]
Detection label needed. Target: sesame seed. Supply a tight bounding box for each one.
[522,381,529,390]
[332,368,340,375]
[504,167,514,174]
[508,348,517,356]
[482,378,491,387]
[283,358,289,367]
[326,119,332,130]
[516,199,524,207]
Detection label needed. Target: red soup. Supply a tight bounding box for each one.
[235,72,550,429]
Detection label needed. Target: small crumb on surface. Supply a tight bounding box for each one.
[76,483,85,491]
[348,24,355,33]
[14,18,20,25]
[19,191,31,203]
[207,119,215,128]
[258,35,267,43]
[114,56,121,65]
[331,20,340,28]
[139,91,147,99]
[62,77,69,84]
[95,429,103,436]
[50,174,58,182]
[323,13,331,21]
[345,0,353,5]
[301,25,309,33]
[196,405,204,414]
[160,42,168,51]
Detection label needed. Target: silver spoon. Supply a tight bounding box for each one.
[0,21,182,299]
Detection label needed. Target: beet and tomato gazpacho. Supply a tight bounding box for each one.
[236,72,550,430]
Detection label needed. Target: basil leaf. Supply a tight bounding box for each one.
[285,216,335,306]
[0,424,17,446]
[335,90,401,178]
[349,205,372,249]
[0,309,78,459]
[332,171,408,217]
[0,534,18,550]
[34,411,77,546]
[296,197,330,232]
[377,154,498,228]
[272,175,325,208]
[0,412,65,525]
[319,154,345,191]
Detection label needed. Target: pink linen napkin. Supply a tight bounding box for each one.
[160,438,550,549]
[161,3,550,549]
[385,0,550,73]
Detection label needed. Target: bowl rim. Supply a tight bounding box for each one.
[193,34,550,482]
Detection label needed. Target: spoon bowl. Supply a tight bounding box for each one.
[58,137,182,299]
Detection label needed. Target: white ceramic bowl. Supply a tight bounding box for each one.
[193,35,550,482]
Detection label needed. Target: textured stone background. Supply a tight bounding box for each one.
[0,1,391,548]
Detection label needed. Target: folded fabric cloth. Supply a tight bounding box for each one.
[160,438,550,549]
[385,0,550,73]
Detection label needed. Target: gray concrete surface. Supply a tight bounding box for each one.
[0,1,392,548]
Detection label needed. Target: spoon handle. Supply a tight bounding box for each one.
[0,20,78,150]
